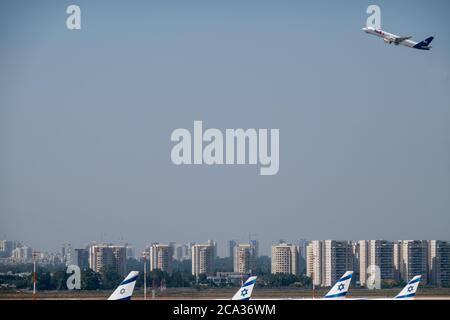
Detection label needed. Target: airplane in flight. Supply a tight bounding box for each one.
[362,27,434,50]
[108,271,139,300]
[231,276,258,300]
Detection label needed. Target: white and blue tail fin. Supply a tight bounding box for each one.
[324,271,354,299]
[413,36,434,50]
[107,271,139,300]
[394,275,421,299]
[231,276,257,300]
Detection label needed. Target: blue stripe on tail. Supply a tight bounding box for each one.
[414,36,434,50]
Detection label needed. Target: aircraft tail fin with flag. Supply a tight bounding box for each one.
[231,276,257,300]
[107,271,139,300]
[324,271,354,299]
[394,275,421,299]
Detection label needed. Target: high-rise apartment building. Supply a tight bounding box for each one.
[192,240,216,277]
[322,240,353,287]
[73,248,89,269]
[11,246,32,263]
[62,243,73,266]
[233,243,256,274]
[359,240,394,286]
[250,240,259,258]
[297,239,308,274]
[228,240,237,265]
[271,243,299,275]
[393,241,401,281]
[351,241,360,285]
[89,244,127,276]
[0,240,17,257]
[148,243,173,274]
[306,240,323,286]
[428,240,450,287]
[369,240,394,281]
[399,240,428,284]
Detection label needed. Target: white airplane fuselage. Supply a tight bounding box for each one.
[362,27,433,50]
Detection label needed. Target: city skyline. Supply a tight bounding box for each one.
[1,1,450,258]
[2,231,450,257]
[2,238,449,288]
[2,236,450,258]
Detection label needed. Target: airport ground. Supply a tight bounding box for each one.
[1,287,450,300]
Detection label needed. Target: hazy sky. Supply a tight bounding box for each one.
[1,0,449,256]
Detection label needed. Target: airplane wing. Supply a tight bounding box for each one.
[394,36,412,44]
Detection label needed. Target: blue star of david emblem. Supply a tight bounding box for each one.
[241,288,248,297]
[407,286,414,293]
[337,283,345,291]
[120,288,126,295]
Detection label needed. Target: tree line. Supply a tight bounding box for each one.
[0,257,409,291]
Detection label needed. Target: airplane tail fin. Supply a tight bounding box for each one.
[394,275,421,299]
[414,36,434,49]
[324,271,354,299]
[231,276,257,300]
[107,271,139,300]
[423,36,434,46]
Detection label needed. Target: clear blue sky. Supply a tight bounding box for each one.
[1,0,449,255]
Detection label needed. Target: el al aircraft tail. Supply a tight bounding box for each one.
[107,271,139,300]
[394,275,421,299]
[324,271,354,299]
[231,276,257,300]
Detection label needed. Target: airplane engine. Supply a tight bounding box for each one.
[383,38,393,44]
